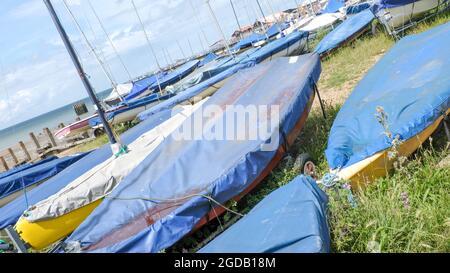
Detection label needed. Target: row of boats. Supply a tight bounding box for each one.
[0,0,449,253]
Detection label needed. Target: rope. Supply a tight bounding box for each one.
[107,193,245,218]
[321,172,357,208]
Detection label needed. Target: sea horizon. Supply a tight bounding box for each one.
[0,88,111,151]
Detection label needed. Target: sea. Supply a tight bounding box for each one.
[0,89,111,151]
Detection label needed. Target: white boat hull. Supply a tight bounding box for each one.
[376,0,441,30]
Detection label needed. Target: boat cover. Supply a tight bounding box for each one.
[230,33,266,53]
[0,156,58,180]
[372,0,423,11]
[314,9,375,55]
[125,73,161,101]
[89,92,176,127]
[265,23,290,38]
[198,53,218,67]
[320,0,345,14]
[300,13,344,32]
[125,60,199,101]
[241,31,309,64]
[325,22,450,170]
[23,100,208,222]
[0,153,89,200]
[346,2,371,15]
[137,31,308,123]
[199,175,330,253]
[0,108,176,229]
[64,55,321,253]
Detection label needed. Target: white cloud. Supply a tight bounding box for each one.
[9,0,46,19]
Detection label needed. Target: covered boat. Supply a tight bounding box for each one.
[62,54,322,253]
[199,175,330,253]
[198,52,218,67]
[124,60,200,101]
[88,92,176,127]
[230,33,267,53]
[13,100,208,250]
[314,9,375,57]
[0,153,88,207]
[300,12,345,33]
[0,107,178,230]
[138,30,309,123]
[103,83,133,106]
[319,0,345,14]
[325,22,450,187]
[371,0,447,35]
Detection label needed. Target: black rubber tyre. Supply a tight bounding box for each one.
[93,128,105,138]
[294,153,316,178]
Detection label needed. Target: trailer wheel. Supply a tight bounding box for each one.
[93,128,105,138]
[294,153,316,178]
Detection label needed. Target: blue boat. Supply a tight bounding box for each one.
[124,60,200,101]
[314,9,375,56]
[199,175,330,253]
[325,22,450,187]
[0,153,89,207]
[319,0,345,14]
[63,54,322,253]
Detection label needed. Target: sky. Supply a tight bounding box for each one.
[0,0,302,130]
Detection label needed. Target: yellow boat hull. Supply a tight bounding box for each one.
[337,108,450,189]
[15,199,102,250]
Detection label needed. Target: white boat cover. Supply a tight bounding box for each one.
[23,98,209,222]
[300,12,345,32]
[105,83,133,102]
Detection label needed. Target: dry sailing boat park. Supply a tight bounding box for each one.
[0,0,449,256]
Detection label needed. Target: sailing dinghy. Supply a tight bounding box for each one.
[62,54,322,253]
[325,22,450,187]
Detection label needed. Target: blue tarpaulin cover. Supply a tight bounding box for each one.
[65,54,321,253]
[242,31,308,64]
[124,74,161,102]
[138,62,255,122]
[199,175,330,253]
[320,0,345,14]
[326,22,450,170]
[125,60,199,101]
[89,92,176,127]
[265,23,290,38]
[314,9,375,55]
[230,33,267,52]
[0,109,176,229]
[138,31,308,122]
[346,2,371,15]
[0,153,88,201]
[198,53,218,67]
[0,156,57,180]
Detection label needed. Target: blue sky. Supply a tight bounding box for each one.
[0,0,300,130]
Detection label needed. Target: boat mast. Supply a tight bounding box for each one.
[61,0,118,93]
[43,0,119,148]
[87,0,133,82]
[130,0,163,95]
[256,0,269,34]
[264,0,283,34]
[229,0,244,40]
[189,0,210,48]
[205,0,234,58]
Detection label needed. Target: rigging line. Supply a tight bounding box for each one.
[189,0,210,47]
[264,0,283,34]
[130,0,163,96]
[176,40,187,59]
[61,0,118,89]
[79,4,122,101]
[87,0,133,82]
[205,0,235,58]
